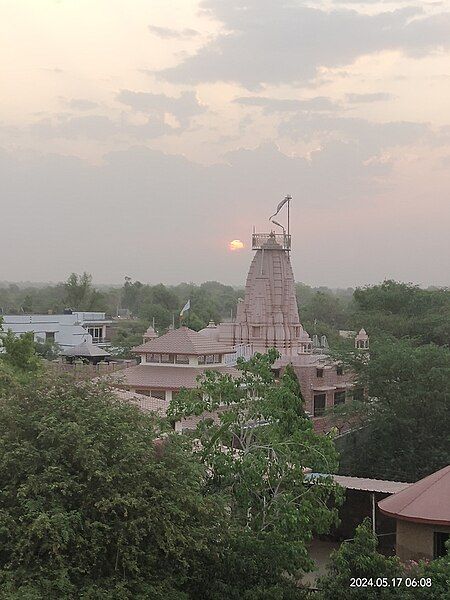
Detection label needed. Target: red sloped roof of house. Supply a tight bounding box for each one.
[378,465,450,526]
[132,326,235,355]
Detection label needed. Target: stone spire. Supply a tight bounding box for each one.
[218,231,311,355]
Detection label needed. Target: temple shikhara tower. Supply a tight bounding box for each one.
[213,195,364,418]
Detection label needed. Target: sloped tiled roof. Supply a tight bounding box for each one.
[378,465,450,525]
[133,326,235,355]
[109,363,239,390]
[115,389,169,416]
[62,341,111,357]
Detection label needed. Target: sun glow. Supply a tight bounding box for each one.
[229,239,244,251]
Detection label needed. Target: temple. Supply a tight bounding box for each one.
[204,200,366,417]
[114,196,367,422]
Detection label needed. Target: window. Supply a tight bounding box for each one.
[175,354,189,364]
[316,368,324,378]
[161,354,174,364]
[205,354,214,364]
[214,354,221,363]
[146,353,161,363]
[313,394,326,417]
[334,391,346,406]
[434,532,449,558]
[45,331,55,342]
[336,365,344,376]
[198,355,205,365]
[139,390,151,396]
[151,390,166,400]
[88,326,103,341]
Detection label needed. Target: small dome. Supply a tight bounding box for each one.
[143,325,158,342]
[356,328,368,339]
[198,320,220,341]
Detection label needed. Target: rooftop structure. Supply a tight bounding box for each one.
[109,327,238,424]
[62,340,111,364]
[379,465,450,526]
[1,311,112,350]
[378,465,450,561]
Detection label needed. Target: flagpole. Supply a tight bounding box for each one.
[287,195,290,255]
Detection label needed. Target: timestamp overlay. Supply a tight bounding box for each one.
[350,577,433,589]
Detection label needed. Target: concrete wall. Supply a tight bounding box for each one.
[396,520,450,561]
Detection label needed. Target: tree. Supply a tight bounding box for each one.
[0,375,230,599]
[0,329,41,375]
[317,518,404,599]
[318,520,450,600]
[169,350,342,595]
[64,272,104,311]
[334,337,450,482]
[352,280,450,346]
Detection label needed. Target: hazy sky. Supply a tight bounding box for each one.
[1,0,450,287]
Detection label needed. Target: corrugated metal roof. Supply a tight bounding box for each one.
[306,473,411,494]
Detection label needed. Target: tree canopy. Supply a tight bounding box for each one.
[334,336,450,482]
[0,375,230,599]
[169,350,343,596]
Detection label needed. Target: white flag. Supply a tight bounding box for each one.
[269,195,291,220]
[180,300,190,317]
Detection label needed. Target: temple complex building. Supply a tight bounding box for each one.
[114,200,367,424]
[109,326,238,430]
[210,229,365,417]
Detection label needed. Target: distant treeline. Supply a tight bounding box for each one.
[1,275,449,350]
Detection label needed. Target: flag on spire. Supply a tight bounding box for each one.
[180,300,190,318]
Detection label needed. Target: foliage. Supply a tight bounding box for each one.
[0,376,229,599]
[334,336,450,481]
[64,272,105,311]
[318,518,404,599]
[169,350,342,594]
[352,280,450,346]
[33,340,61,361]
[0,329,41,375]
[109,319,148,358]
[318,520,450,600]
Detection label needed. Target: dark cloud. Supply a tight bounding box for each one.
[148,25,200,39]
[345,92,395,103]
[234,96,339,113]
[157,1,450,88]
[279,113,430,158]
[117,90,206,127]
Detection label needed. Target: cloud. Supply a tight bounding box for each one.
[148,25,200,39]
[116,90,206,127]
[279,113,430,158]
[60,98,100,111]
[234,96,339,113]
[1,141,449,286]
[29,114,171,141]
[345,92,395,103]
[157,1,450,88]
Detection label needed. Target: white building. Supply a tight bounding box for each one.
[1,311,112,351]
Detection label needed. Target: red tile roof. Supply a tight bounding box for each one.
[378,465,450,525]
[132,326,235,355]
[109,363,239,390]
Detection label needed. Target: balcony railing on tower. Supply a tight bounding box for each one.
[252,232,291,251]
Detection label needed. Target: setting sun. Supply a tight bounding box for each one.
[228,239,244,251]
